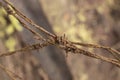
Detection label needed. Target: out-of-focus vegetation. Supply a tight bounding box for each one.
[0,7,22,51]
[41,0,113,43]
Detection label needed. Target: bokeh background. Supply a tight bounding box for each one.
[0,0,120,80]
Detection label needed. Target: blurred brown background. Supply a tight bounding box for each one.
[0,0,120,80]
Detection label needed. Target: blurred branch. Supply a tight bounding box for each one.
[0,64,22,80]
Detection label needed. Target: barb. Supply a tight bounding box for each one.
[54,35,120,67]
[59,42,120,67]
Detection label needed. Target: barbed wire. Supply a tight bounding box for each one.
[0,0,120,80]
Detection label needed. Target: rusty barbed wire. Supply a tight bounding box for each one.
[71,42,120,61]
[0,0,120,80]
[0,39,54,57]
[1,0,120,66]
